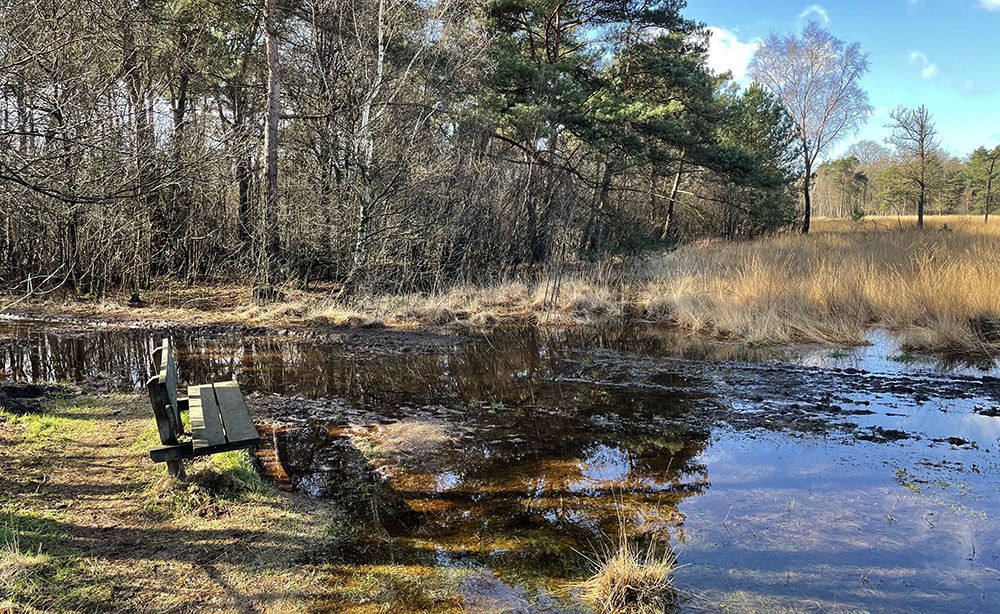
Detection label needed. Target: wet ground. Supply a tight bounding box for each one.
[2,319,999,612]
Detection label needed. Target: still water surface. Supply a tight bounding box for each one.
[2,320,998,612]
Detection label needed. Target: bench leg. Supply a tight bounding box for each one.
[167,460,186,480]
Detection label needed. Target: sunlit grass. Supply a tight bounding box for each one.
[14,215,1000,357]
[577,531,678,614]
[638,216,1000,353]
[0,528,51,598]
[329,215,1000,356]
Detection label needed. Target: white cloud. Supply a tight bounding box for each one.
[706,26,760,83]
[960,80,995,94]
[905,52,993,94]
[978,0,1000,11]
[797,4,830,23]
[909,51,940,79]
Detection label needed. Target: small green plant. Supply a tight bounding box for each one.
[187,450,264,499]
[891,351,935,365]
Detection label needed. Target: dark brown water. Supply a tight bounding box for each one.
[2,318,999,612]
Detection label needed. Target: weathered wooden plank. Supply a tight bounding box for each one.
[189,384,227,450]
[150,438,257,463]
[149,441,194,462]
[146,375,178,445]
[148,339,182,439]
[163,339,179,418]
[212,380,259,444]
[150,346,163,373]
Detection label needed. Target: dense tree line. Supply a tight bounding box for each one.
[813,118,1000,224]
[0,0,803,299]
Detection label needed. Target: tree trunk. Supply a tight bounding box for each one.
[338,0,385,300]
[587,162,612,253]
[258,0,281,301]
[122,21,157,290]
[660,157,684,241]
[172,43,192,279]
[917,152,926,229]
[802,159,812,235]
[985,155,997,225]
[233,91,253,253]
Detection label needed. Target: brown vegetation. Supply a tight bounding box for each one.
[577,531,678,614]
[7,216,999,357]
[639,216,1000,353]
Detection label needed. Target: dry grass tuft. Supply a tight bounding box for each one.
[302,303,384,328]
[0,530,50,596]
[577,531,678,614]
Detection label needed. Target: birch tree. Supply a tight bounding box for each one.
[749,21,872,234]
[259,0,281,299]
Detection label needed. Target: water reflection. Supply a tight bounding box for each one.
[2,319,999,611]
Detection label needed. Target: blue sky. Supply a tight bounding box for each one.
[684,0,1000,160]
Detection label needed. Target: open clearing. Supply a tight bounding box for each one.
[8,216,999,360]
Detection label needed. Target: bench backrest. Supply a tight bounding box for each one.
[146,337,182,445]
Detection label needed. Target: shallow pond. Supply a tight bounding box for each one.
[2,319,999,612]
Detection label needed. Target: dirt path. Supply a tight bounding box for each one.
[0,386,346,613]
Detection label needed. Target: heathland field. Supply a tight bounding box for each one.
[14,216,1000,359]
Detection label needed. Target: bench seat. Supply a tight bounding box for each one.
[146,339,260,474]
[190,381,260,452]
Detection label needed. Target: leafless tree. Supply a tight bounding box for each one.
[887,105,938,228]
[0,0,807,303]
[749,21,872,234]
[847,140,890,167]
[259,0,282,299]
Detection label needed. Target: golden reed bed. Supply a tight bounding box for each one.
[21,215,1000,358]
[308,215,999,356]
[636,216,1000,353]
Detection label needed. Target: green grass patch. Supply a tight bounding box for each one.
[188,449,266,498]
[0,407,62,439]
[1,541,115,613]
[142,449,273,520]
[891,351,936,365]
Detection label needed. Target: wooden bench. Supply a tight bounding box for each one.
[145,338,260,478]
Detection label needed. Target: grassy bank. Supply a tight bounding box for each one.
[640,216,1000,353]
[7,215,999,357]
[0,387,469,613]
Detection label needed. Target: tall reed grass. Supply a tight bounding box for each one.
[283,216,1000,356]
[60,215,999,357]
[637,216,1000,353]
